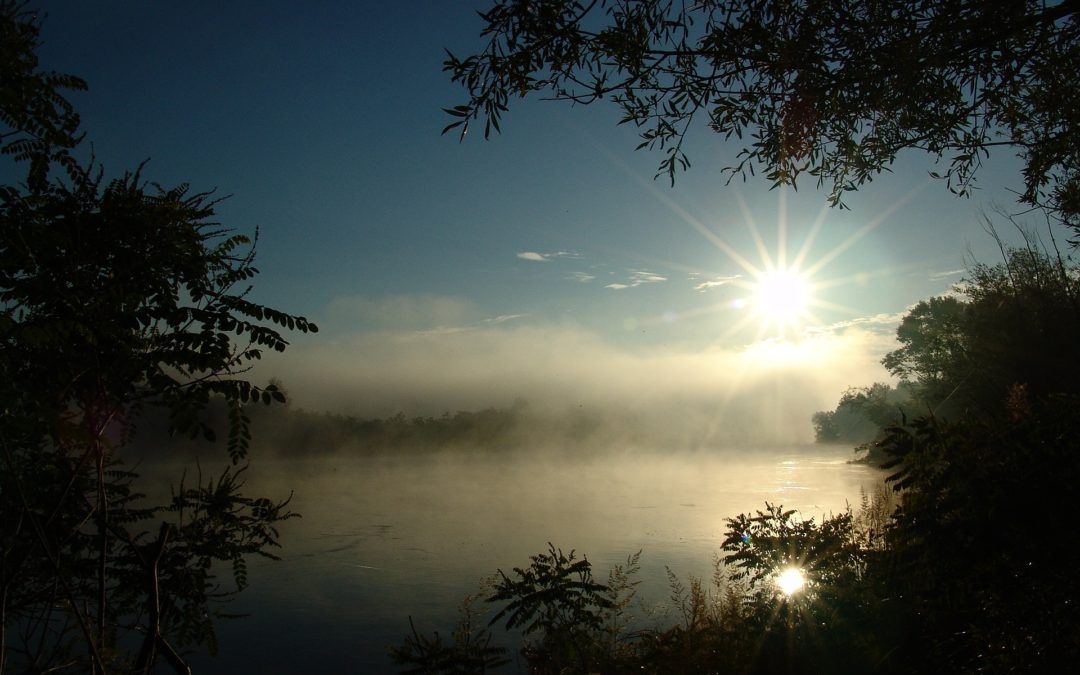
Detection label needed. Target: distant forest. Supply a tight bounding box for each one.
[130,396,695,459]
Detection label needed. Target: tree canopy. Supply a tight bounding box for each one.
[879,245,1080,416]
[0,0,85,188]
[445,0,1080,229]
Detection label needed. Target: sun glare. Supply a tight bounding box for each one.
[777,567,806,597]
[752,269,811,323]
[679,184,905,346]
[618,175,915,349]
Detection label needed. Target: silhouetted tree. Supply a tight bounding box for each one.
[881,296,968,409]
[1,3,315,671]
[881,247,1080,416]
[0,0,86,188]
[445,0,1080,230]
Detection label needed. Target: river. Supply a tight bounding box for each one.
[182,445,880,673]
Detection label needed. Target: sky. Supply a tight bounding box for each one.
[26,2,1046,435]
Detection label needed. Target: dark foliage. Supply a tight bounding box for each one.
[487,544,612,673]
[882,246,1080,417]
[1,3,314,671]
[445,0,1080,230]
[876,396,1080,673]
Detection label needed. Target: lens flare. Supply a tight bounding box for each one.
[777,567,806,596]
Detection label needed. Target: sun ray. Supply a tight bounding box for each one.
[567,115,923,349]
[790,204,830,271]
[777,185,788,270]
[803,183,925,278]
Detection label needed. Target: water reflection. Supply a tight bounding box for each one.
[186,446,879,673]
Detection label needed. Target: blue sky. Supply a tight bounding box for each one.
[29,2,1043,431]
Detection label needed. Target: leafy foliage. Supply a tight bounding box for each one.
[445,0,1080,229]
[875,395,1080,673]
[0,3,316,671]
[486,543,612,673]
[721,503,863,595]
[880,244,1080,417]
[399,505,895,675]
[881,296,969,404]
[0,0,86,189]
[1,162,315,462]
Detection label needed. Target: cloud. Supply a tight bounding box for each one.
[517,250,583,262]
[929,268,965,281]
[605,269,669,290]
[694,275,741,292]
[632,270,667,283]
[517,251,549,262]
[484,314,527,325]
[806,311,907,340]
[569,272,596,283]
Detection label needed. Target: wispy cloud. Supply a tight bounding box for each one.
[517,250,583,263]
[633,270,667,283]
[694,275,741,292]
[806,311,906,336]
[568,272,596,283]
[418,313,528,335]
[929,268,965,281]
[606,269,668,290]
[485,314,527,325]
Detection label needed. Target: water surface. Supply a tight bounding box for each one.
[185,446,879,672]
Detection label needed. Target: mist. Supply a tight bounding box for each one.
[253,303,897,449]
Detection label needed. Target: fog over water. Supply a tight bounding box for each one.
[154,300,902,671]
[256,316,899,447]
[157,444,884,673]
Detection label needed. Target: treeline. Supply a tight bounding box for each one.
[132,397,713,459]
[134,383,823,459]
[811,381,917,446]
[131,399,549,458]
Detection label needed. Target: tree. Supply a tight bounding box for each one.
[881,246,1080,416]
[961,244,1080,401]
[811,382,915,446]
[0,0,86,188]
[1,3,316,671]
[881,296,969,409]
[810,410,840,442]
[444,0,1080,229]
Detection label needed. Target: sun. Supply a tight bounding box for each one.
[751,268,811,326]
[669,185,890,344]
[776,567,806,597]
[619,178,907,346]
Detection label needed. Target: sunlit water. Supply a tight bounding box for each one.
[177,446,880,673]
